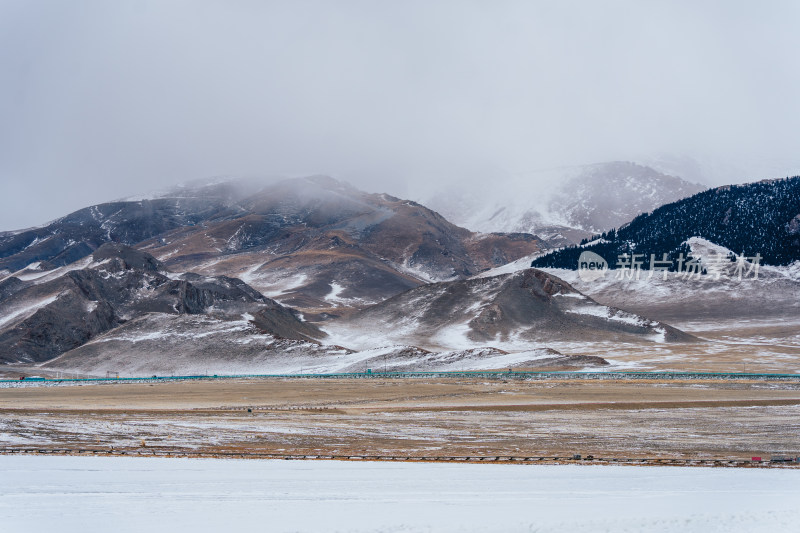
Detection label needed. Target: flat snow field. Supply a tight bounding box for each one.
[0,456,797,533]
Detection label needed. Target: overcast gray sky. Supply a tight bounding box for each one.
[1,0,799,230]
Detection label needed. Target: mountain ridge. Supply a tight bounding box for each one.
[1,176,550,316]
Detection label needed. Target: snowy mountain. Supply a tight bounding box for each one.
[133,176,547,317]
[549,162,707,233]
[9,171,789,377]
[532,175,800,269]
[420,161,706,243]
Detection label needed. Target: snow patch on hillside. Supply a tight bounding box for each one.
[6,256,94,285]
[565,304,653,328]
[324,282,346,306]
[0,293,59,329]
[471,253,542,279]
[256,272,309,298]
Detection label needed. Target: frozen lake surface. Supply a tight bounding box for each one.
[0,456,797,532]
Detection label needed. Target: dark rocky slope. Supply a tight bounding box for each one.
[327,268,695,349]
[0,244,321,364]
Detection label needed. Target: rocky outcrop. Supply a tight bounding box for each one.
[0,245,322,363]
[0,290,120,363]
[327,268,695,350]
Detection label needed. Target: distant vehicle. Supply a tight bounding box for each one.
[20,376,45,381]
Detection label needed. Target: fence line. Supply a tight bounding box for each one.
[1,447,797,467]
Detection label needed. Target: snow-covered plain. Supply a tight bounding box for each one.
[0,456,797,533]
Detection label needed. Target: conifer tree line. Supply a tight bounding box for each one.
[532,176,800,269]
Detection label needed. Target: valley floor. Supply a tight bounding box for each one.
[2,377,799,461]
